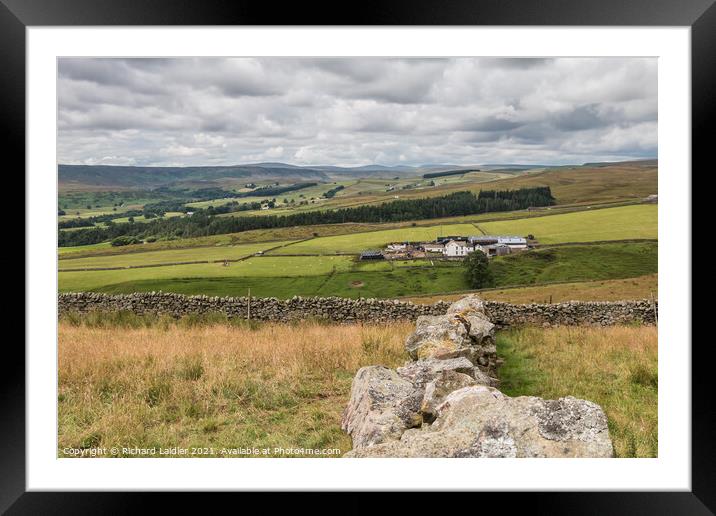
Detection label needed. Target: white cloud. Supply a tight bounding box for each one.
[58,57,657,167]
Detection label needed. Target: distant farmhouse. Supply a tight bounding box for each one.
[374,235,531,260]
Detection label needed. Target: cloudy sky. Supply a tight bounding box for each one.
[58,57,657,167]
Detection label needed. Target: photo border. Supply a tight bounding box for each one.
[5,0,709,512]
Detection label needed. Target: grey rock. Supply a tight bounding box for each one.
[446,294,487,317]
[340,366,423,449]
[404,315,471,360]
[58,293,657,326]
[345,386,614,458]
[420,371,478,422]
[396,357,478,387]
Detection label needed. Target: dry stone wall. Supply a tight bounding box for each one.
[342,295,615,458]
[58,292,657,326]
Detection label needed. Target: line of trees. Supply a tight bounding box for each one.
[423,169,478,179]
[58,187,555,247]
[322,185,345,198]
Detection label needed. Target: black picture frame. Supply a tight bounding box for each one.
[5,0,708,513]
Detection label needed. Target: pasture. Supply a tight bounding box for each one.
[58,255,355,292]
[58,316,657,458]
[59,240,298,270]
[404,273,658,305]
[480,204,657,244]
[490,242,657,287]
[59,242,657,299]
[498,325,658,457]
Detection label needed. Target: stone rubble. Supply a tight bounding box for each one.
[341,294,615,458]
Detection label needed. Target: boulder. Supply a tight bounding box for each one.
[403,311,497,369]
[396,357,488,388]
[465,315,495,342]
[340,365,423,449]
[446,294,487,317]
[344,386,613,458]
[420,370,477,422]
[404,315,471,360]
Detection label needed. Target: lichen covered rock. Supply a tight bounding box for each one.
[340,365,423,449]
[342,294,615,458]
[345,386,614,458]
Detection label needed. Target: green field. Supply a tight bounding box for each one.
[59,240,297,269]
[490,242,657,287]
[59,255,356,292]
[480,204,657,244]
[58,242,114,255]
[60,242,658,299]
[57,189,658,300]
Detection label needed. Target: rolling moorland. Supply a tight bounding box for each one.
[57,158,658,458]
[58,160,658,302]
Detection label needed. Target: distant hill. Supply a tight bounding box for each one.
[58,158,656,191]
[58,164,331,190]
[581,159,657,168]
[58,162,457,189]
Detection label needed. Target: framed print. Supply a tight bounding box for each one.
[5,0,711,512]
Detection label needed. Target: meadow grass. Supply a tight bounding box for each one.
[403,273,658,305]
[58,255,356,292]
[490,242,657,287]
[58,200,645,261]
[480,204,657,244]
[58,318,412,457]
[497,325,658,457]
[59,240,297,269]
[58,317,657,458]
[58,241,113,256]
[60,243,657,298]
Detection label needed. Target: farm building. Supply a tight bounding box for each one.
[444,240,476,257]
[360,250,385,260]
[423,242,445,253]
[386,242,422,251]
[436,235,471,244]
[469,235,527,250]
[497,236,528,249]
[485,243,511,256]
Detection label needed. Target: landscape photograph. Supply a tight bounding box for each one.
[57,57,658,458]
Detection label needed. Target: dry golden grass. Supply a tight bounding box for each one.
[58,319,410,457]
[404,274,658,305]
[58,315,657,458]
[497,325,658,458]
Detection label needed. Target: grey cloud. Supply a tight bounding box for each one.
[57,57,657,167]
[460,116,525,132]
[552,104,605,131]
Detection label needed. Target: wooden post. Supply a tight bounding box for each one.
[549,294,552,304]
[650,291,657,323]
[247,288,251,320]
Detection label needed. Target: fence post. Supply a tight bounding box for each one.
[247,288,251,321]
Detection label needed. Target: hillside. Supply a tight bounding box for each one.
[58,164,331,190]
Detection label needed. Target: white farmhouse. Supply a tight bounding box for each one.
[444,240,475,257]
